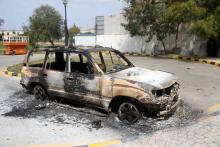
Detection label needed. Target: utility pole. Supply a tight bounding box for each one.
[62,0,69,47]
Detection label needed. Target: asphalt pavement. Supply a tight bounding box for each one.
[0,55,220,147]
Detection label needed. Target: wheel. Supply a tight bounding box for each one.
[33,85,48,101]
[118,101,142,124]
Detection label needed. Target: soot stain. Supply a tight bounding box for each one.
[2,90,204,136]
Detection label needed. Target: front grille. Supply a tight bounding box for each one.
[152,83,179,97]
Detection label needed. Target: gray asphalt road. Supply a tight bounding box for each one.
[129,56,220,111]
[0,55,219,147]
[0,55,25,70]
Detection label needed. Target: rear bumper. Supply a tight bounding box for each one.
[157,97,181,116]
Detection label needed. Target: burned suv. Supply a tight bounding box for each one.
[20,47,180,123]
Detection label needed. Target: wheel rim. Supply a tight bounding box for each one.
[34,86,46,101]
[118,103,140,123]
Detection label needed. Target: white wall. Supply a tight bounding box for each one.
[75,35,96,47]
[75,34,158,53]
[0,30,24,36]
[96,34,157,53]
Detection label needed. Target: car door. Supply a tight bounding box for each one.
[43,51,68,98]
[64,52,102,106]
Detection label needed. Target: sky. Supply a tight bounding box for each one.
[0,0,126,30]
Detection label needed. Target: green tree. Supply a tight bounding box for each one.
[166,0,206,48]
[123,0,206,51]
[123,0,170,51]
[191,1,220,39]
[24,5,63,46]
[0,18,4,27]
[69,24,80,38]
[0,18,4,41]
[69,24,80,45]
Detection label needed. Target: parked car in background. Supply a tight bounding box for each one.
[20,47,181,123]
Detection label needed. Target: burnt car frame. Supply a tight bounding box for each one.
[20,47,181,123]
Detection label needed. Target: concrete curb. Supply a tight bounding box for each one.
[21,139,122,147]
[2,69,21,78]
[176,56,220,67]
[124,52,220,67]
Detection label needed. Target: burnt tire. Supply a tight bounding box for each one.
[118,101,142,124]
[33,85,48,101]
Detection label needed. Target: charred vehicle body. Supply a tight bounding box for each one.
[20,47,181,123]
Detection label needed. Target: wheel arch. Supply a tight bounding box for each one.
[108,95,144,113]
[29,82,47,93]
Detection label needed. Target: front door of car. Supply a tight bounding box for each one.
[64,53,101,106]
[43,51,68,97]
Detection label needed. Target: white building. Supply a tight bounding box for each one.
[75,13,211,56]
[94,14,156,53]
[80,27,95,34]
[75,14,154,53]
[74,33,96,47]
[0,30,24,36]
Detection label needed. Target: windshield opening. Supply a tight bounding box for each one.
[90,50,133,73]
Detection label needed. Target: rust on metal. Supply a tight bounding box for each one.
[20,47,180,123]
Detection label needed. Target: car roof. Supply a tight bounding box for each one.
[31,46,117,53]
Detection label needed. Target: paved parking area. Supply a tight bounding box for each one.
[118,114,220,147]
[0,55,220,147]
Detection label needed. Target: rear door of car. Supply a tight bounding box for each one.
[21,50,47,87]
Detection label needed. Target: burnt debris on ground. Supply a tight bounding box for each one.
[2,90,203,135]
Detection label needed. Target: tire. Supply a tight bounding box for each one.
[33,85,48,101]
[118,101,142,124]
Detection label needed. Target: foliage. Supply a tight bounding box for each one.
[165,0,206,48]
[69,24,80,38]
[123,0,170,50]
[23,5,63,47]
[123,0,220,51]
[190,1,220,40]
[0,18,4,27]
[0,18,4,41]
[191,15,219,38]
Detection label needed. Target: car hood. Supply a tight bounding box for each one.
[109,67,177,90]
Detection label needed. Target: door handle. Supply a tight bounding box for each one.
[42,73,47,77]
[66,77,74,81]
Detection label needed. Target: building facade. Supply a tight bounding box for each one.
[0,30,24,36]
[75,14,214,57]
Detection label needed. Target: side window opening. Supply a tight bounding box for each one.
[28,51,46,68]
[90,51,106,72]
[46,52,67,72]
[69,53,94,74]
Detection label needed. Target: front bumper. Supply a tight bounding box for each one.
[157,96,181,116]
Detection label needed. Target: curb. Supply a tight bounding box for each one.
[2,69,21,78]
[124,52,220,67]
[21,139,122,147]
[176,56,220,67]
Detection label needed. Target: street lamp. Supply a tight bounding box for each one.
[62,0,69,47]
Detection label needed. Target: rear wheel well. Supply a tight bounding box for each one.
[109,96,143,113]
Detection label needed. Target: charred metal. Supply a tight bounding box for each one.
[20,46,181,123]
